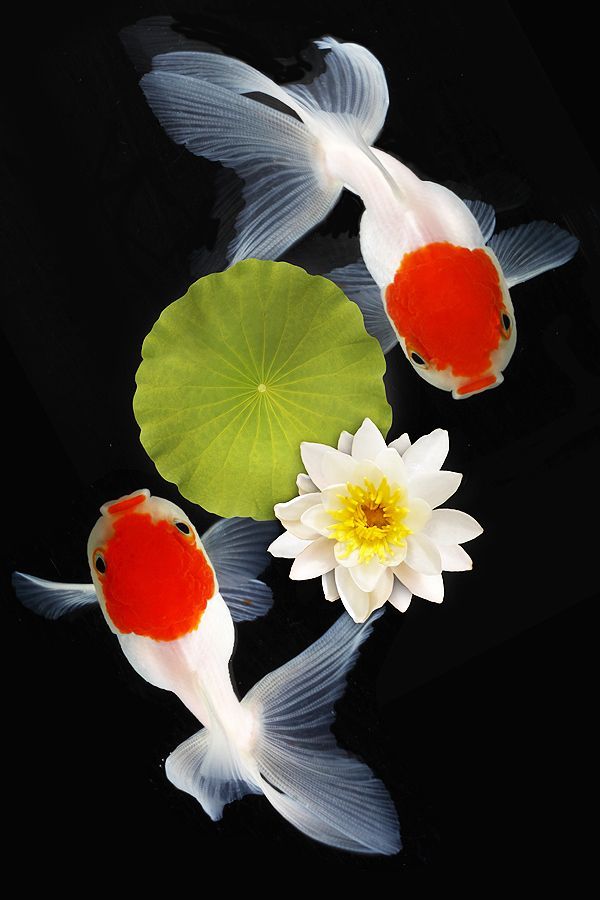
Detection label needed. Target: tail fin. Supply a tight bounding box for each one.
[137,37,389,266]
[166,610,400,855]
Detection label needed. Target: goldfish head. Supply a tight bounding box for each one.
[385,242,516,398]
[87,490,215,641]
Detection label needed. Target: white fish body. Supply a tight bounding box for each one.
[136,33,578,398]
[13,490,400,854]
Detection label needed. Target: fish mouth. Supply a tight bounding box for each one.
[453,373,502,399]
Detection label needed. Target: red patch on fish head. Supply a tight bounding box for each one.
[385,243,505,377]
[95,512,214,641]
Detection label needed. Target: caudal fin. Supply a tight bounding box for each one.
[167,610,400,855]
[243,609,400,854]
[135,36,389,267]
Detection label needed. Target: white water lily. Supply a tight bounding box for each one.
[268,418,483,623]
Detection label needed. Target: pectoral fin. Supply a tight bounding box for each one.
[488,220,579,288]
[201,518,280,622]
[325,260,398,353]
[12,572,97,620]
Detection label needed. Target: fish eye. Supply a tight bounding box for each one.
[175,521,191,535]
[94,553,106,575]
[409,350,428,367]
[501,311,512,338]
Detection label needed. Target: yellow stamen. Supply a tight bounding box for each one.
[327,476,412,563]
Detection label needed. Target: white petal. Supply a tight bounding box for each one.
[374,447,407,486]
[439,544,473,571]
[274,492,321,522]
[388,433,411,455]
[386,542,408,566]
[300,442,336,489]
[368,567,394,612]
[348,459,386,487]
[393,563,444,603]
[321,449,357,486]
[404,497,432,533]
[349,557,386,592]
[296,473,317,495]
[407,470,462,509]
[334,544,361,568]
[322,570,340,601]
[351,418,388,461]
[301,505,334,537]
[274,493,322,539]
[403,428,449,473]
[335,566,371,623]
[337,430,354,454]
[289,538,336,580]
[424,509,483,544]
[268,532,311,559]
[321,483,350,512]
[388,578,412,613]
[405,533,442,575]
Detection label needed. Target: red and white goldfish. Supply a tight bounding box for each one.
[137,33,578,398]
[13,490,400,855]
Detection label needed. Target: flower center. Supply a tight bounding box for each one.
[327,477,411,563]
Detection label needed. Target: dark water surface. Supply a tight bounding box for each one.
[2,0,598,882]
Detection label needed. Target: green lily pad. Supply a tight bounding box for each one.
[134,259,391,519]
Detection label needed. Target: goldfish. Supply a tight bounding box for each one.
[135,32,579,398]
[13,489,400,854]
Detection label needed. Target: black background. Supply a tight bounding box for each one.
[2,0,598,884]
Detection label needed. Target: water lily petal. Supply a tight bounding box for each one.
[296,473,317,495]
[439,543,473,571]
[274,492,323,539]
[334,543,361,568]
[321,449,358,486]
[300,442,336,489]
[301,504,334,537]
[274,492,321,522]
[403,428,449,473]
[351,418,388,461]
[322,569,340,601]
[349,557,386,592]
[349,459,386,487]
[386,542,408,566]
[405,532,442,575]
[337,430,354,454]
[368,566,394,612]
[374,447,407,486]
[404,497,432,533]
[388,577,412,612]
[407,470,462,509]
[290,538,336,580]
[322,483,350,512]
[268,531,311,559]
[393,563,444,603]
[335,565,371,623]
[424,508,483,544]
[388,433,411,455]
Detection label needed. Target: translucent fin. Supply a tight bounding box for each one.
[201,517,280,622]
[119,16,221,76]
[242,610,401,855]
[151,51,302,117]
[165,726,261,821]
[12,573,97,620]
[140,69,342,263]
[463,198,496,243]
[325,260,398,353]
[285,36,389,145]
[488,220,579,288]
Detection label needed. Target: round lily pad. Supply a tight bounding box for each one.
[134,259,392,519]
